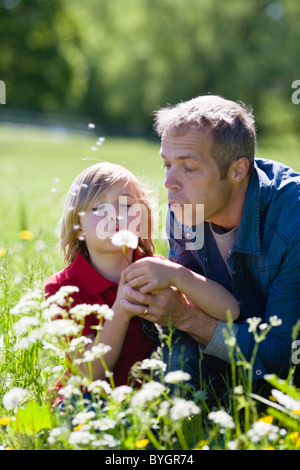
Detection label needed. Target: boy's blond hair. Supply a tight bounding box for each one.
[59,162,155,264]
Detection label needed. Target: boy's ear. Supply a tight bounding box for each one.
[229,157,250,183]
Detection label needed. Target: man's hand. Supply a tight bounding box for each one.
[120,284,218,347]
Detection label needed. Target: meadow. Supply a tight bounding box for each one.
[0,123,300,451]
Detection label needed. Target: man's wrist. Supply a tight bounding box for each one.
[178,302,218,347]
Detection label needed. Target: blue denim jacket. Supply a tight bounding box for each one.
[168,158,300,379]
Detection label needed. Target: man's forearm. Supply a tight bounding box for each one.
[177,302,218,347]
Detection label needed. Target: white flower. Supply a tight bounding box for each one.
[246,317,262,333]
[42,319,82,340]
[170,398,200,421]
[111,230,138,249]
[131,381,165,406]
[13,316,40,336]
[2,387,28,410]
[69,430,96,445]
[271,389,300,411]
[269,315,282,327]
[247,421,280,443]
[92,433,120,448]
[139,358,167,371]
[208,410,235,429]
[67,336,93,352]
[110,385,133,402]
[87,380,112,396]
[92,418,116,431]
[164,370,191,384]
[72,411,96,426]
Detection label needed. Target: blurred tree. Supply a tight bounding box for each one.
[0,0,89,113]
[1,0,300,134]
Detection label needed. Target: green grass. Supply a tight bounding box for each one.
[0,124,300,450]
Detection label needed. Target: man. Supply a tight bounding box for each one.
[122,95,300,389]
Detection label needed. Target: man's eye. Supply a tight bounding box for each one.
[184,167,196,173]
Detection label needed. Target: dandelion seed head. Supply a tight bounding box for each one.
[111,230,138,249]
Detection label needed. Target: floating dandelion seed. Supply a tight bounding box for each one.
[97,137,105,145]
[88,123,95,129]
[91,147,98,151]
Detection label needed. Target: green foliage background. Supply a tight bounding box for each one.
[1,0,300,135]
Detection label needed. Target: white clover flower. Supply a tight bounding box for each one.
[247,421,280,443]
[269,315,282,327]
[111,230,138,249]
[139,358,167,371]
[271,389,300,411]
[43,286,79,308]
[72,411,96,426]
[87,380,112,396]
[158,400,171,417]
[225,336,236,347]
[96,304,114,321]
[69,430,96,446]
[67,336,93,352]
[92,433,120,448]
[42,319,82,340]
[69,304,101,321]
[246,317,262,333]
[208,410,235,429]
[92,418,116,431]
[2,387,28,410]
[170,398,200,421]
[47,427,66,446]
[131,381,166,406]
[12,316,40,336]
[110,385,133,402]
[164,370,191,384]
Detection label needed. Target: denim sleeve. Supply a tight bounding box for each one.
[236,235,300,378]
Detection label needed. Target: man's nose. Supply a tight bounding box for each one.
[165,167,181,190]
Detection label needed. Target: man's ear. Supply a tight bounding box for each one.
[229,157,250,183]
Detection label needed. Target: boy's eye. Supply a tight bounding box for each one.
[92,204,107,215]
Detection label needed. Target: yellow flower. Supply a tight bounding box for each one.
[292,409,300,415]
[0,248,6,258]
[0,417,10,426]
[264,446,275,450]
[73,424,84,431]
[19,230,34,241]
[135,438,150,449]
[258,415,273,424]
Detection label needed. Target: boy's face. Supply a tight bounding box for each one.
[78,180,144,255]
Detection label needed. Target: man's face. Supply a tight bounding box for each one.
[160,127,234,227]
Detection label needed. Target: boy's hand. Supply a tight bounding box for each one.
[122,257,179,293]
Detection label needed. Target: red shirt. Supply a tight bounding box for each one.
[45,250,156,404]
